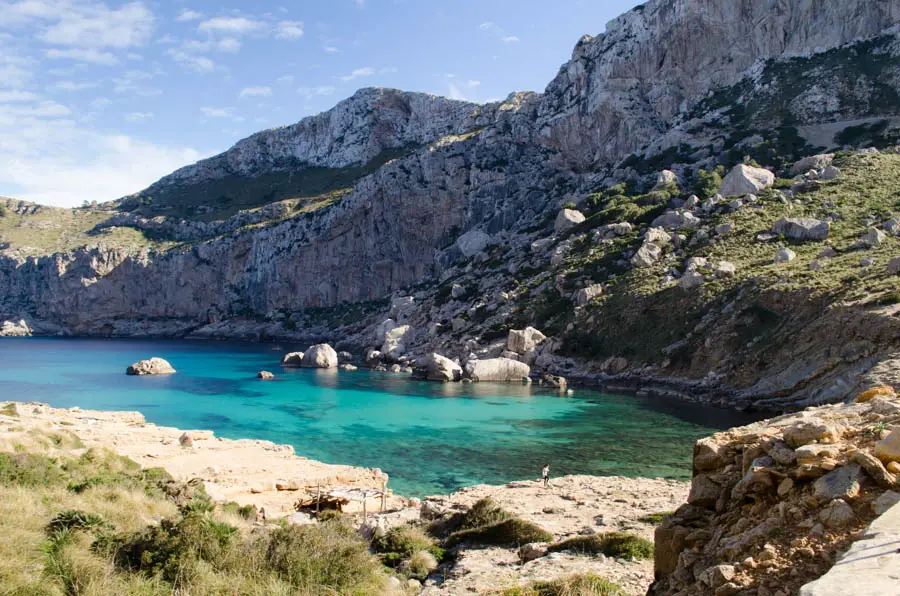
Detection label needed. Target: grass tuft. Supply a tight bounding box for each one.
[547,532,654,560]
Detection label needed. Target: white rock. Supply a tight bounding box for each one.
[791,154,834,176]
[0,319,31,337]
[860,228,887,248]
[424,353,462,382]
[820,165,840,181]
[456,229,491,257]
[773,217,830,241]
[719,164,775,197]
[554,209,585,234]
[374,318,397,343]
[775,247,796,263]
[631,242,661,268]
[652,169,678,190]
[126,357,176,376]
[651,210,701,230]
[381,325,410,359]
[679,271,705,290]
[574,284,604,306]
[301,344,338,368]
[464,357,531,382]
[712,261,736,277]
[507,327,546,354]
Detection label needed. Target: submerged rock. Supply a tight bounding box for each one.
[257,371,275,380]
[126,357,176,376]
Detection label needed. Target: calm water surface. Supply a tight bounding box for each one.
[0,338,757,496]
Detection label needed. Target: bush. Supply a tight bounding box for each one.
[47,510,108,534]
[446,518,552,548]
[1,403,18,417]
[461,497,513,530]
[221,501,258,520]
[375,524,436,559]
[693,167,723,199]
[561,201,578,210]
[638,511,673,525]
[0,452,64,487]
[400,550,438,580]
[503,573,626,595]
[265,523,385,592]
[547,532,653,560]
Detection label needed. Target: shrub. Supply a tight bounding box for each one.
[1,403,18,417]
[638,511,673,525]
[47,510,108,534]
[375,524,436,559]
[562,201,578,210]
[0,452,64,487]
[446,518,553,548]
[547,532,653,560]
[461,497,513,530]
[400,550,438,580]
[221,501,258,520]
[265,523,385,592]
[502,573,626,595]
[693,167,724,199]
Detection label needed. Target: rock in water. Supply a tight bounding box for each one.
[257,371,275,380]
[301,344,338,369]
[0,319,32,337]
[425,353,462,382]
[126,357,176,376]
[280,352,304,367]
[718,165,775,197]
[464,357,530,382]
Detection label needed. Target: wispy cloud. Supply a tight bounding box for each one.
[50,80,98,92]
[177,9,203,22]
[200,106,242,121]
[112,70,162,96]
[0,90,40,102]
[341,66,375,81]
[39,2,155,49]
[198,16,261,34]
[323,45,339,53]
[125,111,153,122]
[45,48,119,65]
[297,85,335,99]
[239,86,272,98]
[479,21,519,43]
[167,49,214,72]
[277,74,295,84]
[275,20,303,40]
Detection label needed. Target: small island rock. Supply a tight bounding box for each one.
[126,357,176,376]
[301,344,339,369]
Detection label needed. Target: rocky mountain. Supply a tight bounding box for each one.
[2,0,900,411]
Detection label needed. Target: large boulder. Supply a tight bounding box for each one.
[773,217,830,241]
[126,357,176,376]
[507,327,546,355]
[652,169,679,191]
[574,284,604,306]
[651,210,701,230]
[0,319,32,337]
[301,344,338,369]
[790,154,834,176]
[718,164,775,196]
[554,209,585,234]
[374,319,397,343]
[381,325,411,360]
[631,242,662,268]
[875,429,900,464]
[281,352,304,367]
[464,358,531,382]
[456,229,491,257]
[425,353,463,382]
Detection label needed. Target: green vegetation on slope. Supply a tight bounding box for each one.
[0,427,389,595]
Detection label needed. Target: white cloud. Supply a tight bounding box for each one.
[200,106,242,121]
[275,20,303,40]
[0,89,40,102]
[297,85,335,99]
[177,9,203,22]
[0,55,33,89]
[51,80,98,92]
[239,86,271,98]
[479,21,518,43]
[167,49,214,72]
[323,45,339,53]
[198,16,260,34]
[89,96,111,109]
[39,2,155,49]
[216,37,241,52]
[45,48,119,65]
[0,116,203,207]
[277,74,294,84]
[125,111,152,122]
[340,66,374,81]
[466,80,481,87]
[0,99,70,118]
[112,70,161,96]
[502,36,519,43]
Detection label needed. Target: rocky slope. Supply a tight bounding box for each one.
[2,0,900,409]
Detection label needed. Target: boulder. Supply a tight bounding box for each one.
[715,223,734,236]
[885,217,900,236]
[774,247,796,263]
[595,222,633,239]
[679,271,705,290]
[518,542,548,563]
[631,242,662,268]
[574,284,604,306]
[644,227,672,246]
[364,349,383,367]
[507,327,546,355]
[425,353,462,382]
[873,491,900,515]
[784,419,841,447]
[602,356,629,374]
[257,371,275,380]
[340,364,358,371]
[178,433,193,447]
[381,325,410,360]
[337,351,353,364]
[719,165,775,197]
[0,319,32,337]
[554,209,585,234]
[888,257,900,275]
[374,319,397,343]
[456,229,491,257]
[820,165,840,181]
[464,358,530,382]
[875,429,900,464]
[819,499,855,528]
[301,344,338,369]
[126,357,176,376]
[281,352,304,367]
[813,464,862,503]
[859,228,886,248]
[790,154,834,176]
[541,374,567,391]
[684,195,700,210]
[712,261,736,278]
[651,210,701,230]
[652,169,678,190]
[773,217,830,241]
[451,284,466,299]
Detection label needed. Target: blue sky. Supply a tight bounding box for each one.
[0,0,639,207]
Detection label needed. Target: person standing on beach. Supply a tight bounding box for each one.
[541,464,551,487]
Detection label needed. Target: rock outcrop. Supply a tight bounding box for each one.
[464,358,531,382]
[718,165,775,197]
[126,358,176,376]
[301,344,338,369]
[424,353,463,382]
[650,389,900,595]
[0,319,31,337]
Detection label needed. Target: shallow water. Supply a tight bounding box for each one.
[0,338,758,496]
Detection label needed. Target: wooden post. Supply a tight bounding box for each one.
[381,478,387,513]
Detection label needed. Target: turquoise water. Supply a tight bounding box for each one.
[0,338,756,496]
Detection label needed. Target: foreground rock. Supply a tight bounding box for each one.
[773,217,830,241]
[301,344,338,369]
[650,388,900,596]
[126,357,176,376]
[464,357,530,382]
[719,165,775,197]
[0,319,32,337]
[424,353,463,382]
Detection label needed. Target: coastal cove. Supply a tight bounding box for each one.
[0,338,757,496]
